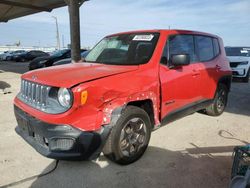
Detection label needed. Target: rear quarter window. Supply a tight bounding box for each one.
[213,38,220,57]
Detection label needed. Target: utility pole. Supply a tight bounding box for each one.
[52,16,60,50]
[62,34,65,49]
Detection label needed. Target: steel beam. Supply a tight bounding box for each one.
[0,0,52,12]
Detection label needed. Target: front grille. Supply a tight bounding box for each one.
[230,62,240,68]
[19,79,51,111]
[230,62,245,68]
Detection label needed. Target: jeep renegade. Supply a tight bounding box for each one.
[14,30,232,164]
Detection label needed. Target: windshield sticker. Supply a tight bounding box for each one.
[243,48,250,51]
[241,50,248,53]
[133,34,154,41]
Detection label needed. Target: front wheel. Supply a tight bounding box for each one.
[103,106,151,165]
[205,84,228,116]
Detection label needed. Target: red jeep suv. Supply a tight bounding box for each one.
[14,30,232,164]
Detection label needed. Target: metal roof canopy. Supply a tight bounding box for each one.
[0,0,88,61]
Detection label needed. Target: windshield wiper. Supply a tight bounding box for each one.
[84,60,102,64]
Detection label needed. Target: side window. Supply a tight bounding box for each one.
[65,52,71,58]
[213,38,220,57]
[39,51,45,55]
[29,51,35,56]
[169,35,196,63]
[196,36,214,62]
[32,51,40,55]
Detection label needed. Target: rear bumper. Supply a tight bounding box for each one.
[14,105,111,160]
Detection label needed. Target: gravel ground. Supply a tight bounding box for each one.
[0,61,249,188]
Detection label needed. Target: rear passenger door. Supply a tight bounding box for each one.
[195,36,220,99]
[159,34,202,118]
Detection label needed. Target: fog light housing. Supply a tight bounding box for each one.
[50,138,75,151]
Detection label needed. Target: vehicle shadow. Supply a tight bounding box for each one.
[232,77,249,83]
[26,146,233,188]
[0,81,11,90]
[225,82,250,117]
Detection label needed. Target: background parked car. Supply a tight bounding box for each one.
[29,49,87,70]
[4,50,25,61]
[225,47,250,82]
[0,51,15,61]
[14,50,49,62]
[52,50,90,66]
[0,51,8,60]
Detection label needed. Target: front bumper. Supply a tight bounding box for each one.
[14,105,111,160]
[231,67,247,77]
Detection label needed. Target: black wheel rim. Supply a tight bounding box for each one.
[119,117,147,157]
[217,89,226,113]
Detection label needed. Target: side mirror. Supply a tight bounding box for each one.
[170,54,190,67]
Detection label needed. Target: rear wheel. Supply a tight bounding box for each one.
[103,106,151,165]
[205,84,228,116]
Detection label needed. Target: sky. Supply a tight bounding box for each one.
[0,0,249,48]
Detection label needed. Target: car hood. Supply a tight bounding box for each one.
[22,63,139,88]
[53,58,72,66]
[227,56,250,62]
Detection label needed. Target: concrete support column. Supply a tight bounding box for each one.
[67,0,81,62]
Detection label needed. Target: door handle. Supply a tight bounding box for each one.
[192,69,200,76]
[216,65,222,70]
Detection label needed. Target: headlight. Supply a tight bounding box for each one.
[58,88,72,108]
[239,61,249,65]
[39,60,47,66]
[45,87,73,114]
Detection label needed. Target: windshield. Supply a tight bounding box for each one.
[85,33,159,65]
[50,49,69,57]
[225,47,250,57]
[14,50,25,54]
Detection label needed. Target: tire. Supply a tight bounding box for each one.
[205,84,228,116]
[103,106,151,165]
[242,69,249,83]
